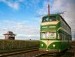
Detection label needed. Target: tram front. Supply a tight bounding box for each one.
[40,15,60,51]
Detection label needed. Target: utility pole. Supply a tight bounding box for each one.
[47,0,50,16]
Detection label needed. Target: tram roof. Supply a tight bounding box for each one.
[42,14,71,29]
[42,14,60,18]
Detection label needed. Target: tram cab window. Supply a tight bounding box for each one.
[41,32,56,39]
[42,16,56,22]
[42,18,49,22]
[59,33,62,40]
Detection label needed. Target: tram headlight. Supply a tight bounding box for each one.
[41,44,43,47]
[53,44,55,47]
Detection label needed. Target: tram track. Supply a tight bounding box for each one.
[0,50,54,57]
[0,43,74,57]
[0,49,74,57]
[0,49,50,57]
[35,52,56,57]
[0,49,38,57]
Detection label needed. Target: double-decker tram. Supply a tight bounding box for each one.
[39,14,72,52]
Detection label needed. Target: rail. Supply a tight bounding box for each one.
[0,49,38,57]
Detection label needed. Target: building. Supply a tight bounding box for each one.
[3,31,16,40]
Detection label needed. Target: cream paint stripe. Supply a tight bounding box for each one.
[41,21,59,26]
[41,40,69,47]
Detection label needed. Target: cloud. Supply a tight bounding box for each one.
[0,20,40,40]
[0,0,41,10]
[49,0,75,23]
[0,0,75,40]
[36,0,75,40]
[53,0,75,28]
[16,34,39,40]
[0,0,24,10]
[56,0,75,28]
[52,0,75,40]
[36,1,48,15]
[7,2,19,10]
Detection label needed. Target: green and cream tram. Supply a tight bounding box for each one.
[39,14,72,52]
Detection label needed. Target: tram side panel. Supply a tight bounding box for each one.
[57,16,72,51]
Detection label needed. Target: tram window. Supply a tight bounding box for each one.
[62,34,65,40]
[49,19,52,21]
[46,32,56,39]
[49,16,56,21]
[42,16,56,22]
[42,18,49,22]
[41,32,46,38]
[59,33,62,40]
[41,32,56,39]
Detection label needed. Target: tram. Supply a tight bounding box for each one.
[39,14,72,52]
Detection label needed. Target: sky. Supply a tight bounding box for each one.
[0,0,75,40]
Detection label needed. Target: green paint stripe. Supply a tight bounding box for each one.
[48,42,70,51]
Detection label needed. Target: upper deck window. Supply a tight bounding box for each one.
[42,16,56,22]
